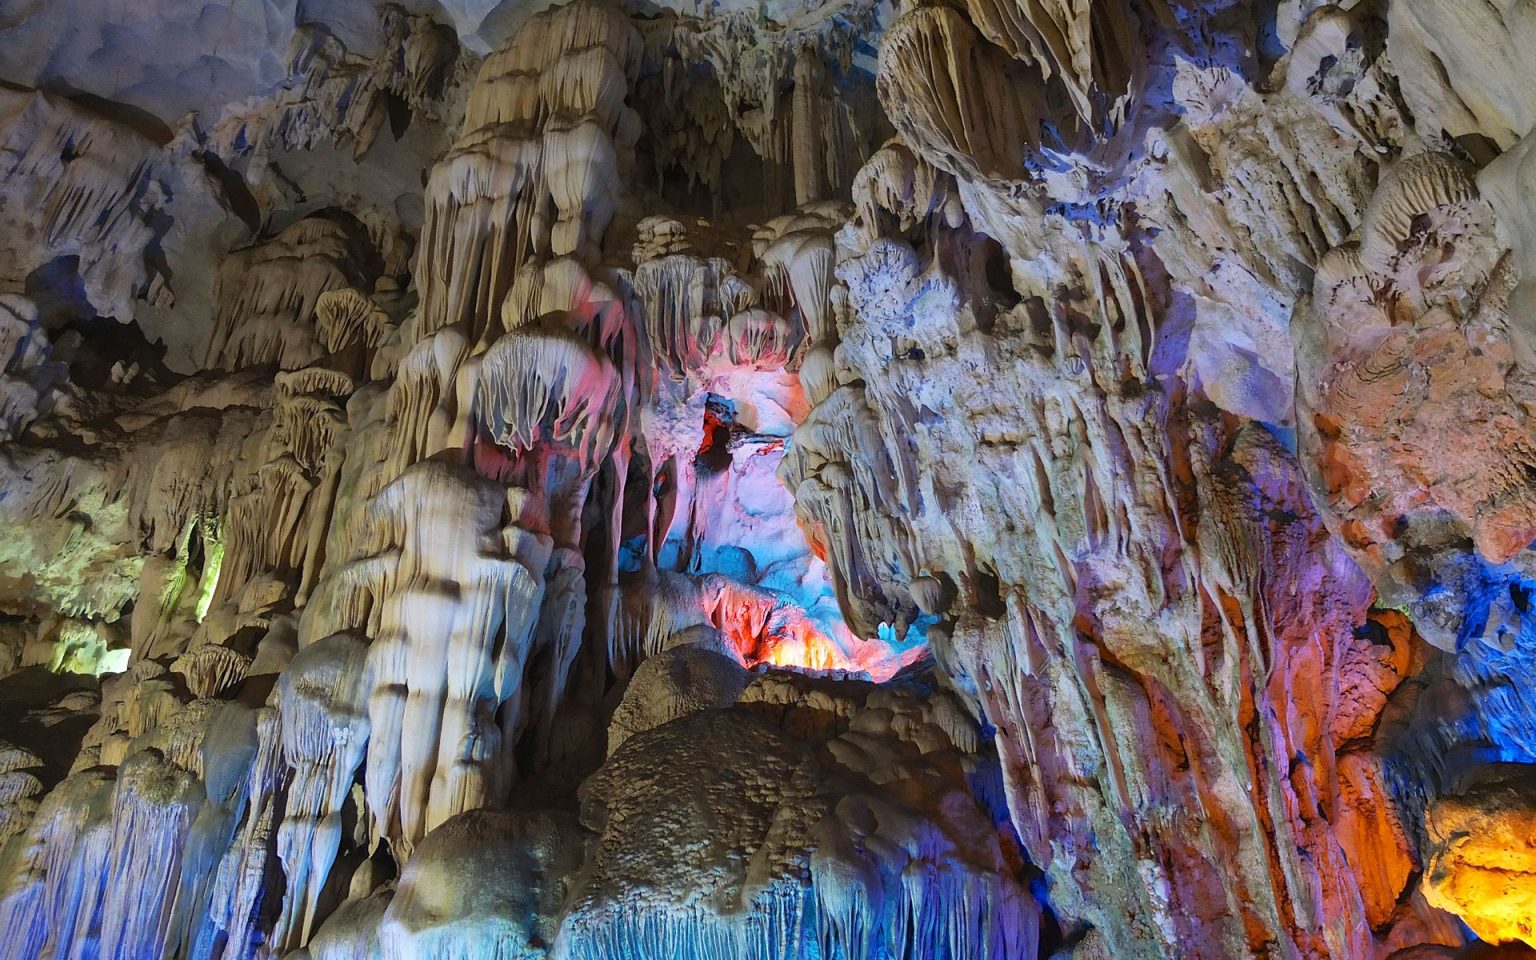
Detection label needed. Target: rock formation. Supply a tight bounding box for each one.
[3,0,1536,958]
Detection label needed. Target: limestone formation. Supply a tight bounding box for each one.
[6,0,1536,958]
[1424,765,1536,949]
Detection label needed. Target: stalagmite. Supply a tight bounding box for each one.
[604,646,747,754]
[380,810,583,960]
[565,678,1035,960]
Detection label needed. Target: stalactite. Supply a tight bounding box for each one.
[0,741,44,849]
[315,289,392,358]
[958,0,1141,128]
[629,225,754,378]
[416,1,641,341]
[417,129,547,341]
[351,460,552,855]
[206,216,376,373]
[0,88,171,321]
[271,632,372,951]
[876,8,1047,182]
[476,325,623,472]
[205,4,460,166]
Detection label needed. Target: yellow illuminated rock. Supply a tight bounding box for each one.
[1425,765,1536,948]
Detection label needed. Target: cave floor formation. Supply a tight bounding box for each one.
[4,0,1536,958]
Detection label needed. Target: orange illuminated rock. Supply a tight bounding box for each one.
[1335,751,1415,928]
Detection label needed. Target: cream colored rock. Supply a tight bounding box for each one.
[352,460,552,854]
[270,632,373,950]
[417,1,640,341]
[877,8,1046,182]
[0,741,44,849]
[605,646,747,754]
[1388,0,1536,150]
[380,810,583,960]
[207,217,377,372]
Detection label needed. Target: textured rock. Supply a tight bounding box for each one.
[380,809,583,960]
[566,676,1035,960]
[6,0,1536,957]
[1424,765,1536,949]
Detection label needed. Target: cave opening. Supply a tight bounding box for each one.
[695,392,735,475]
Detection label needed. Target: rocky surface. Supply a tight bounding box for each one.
[4,0,1536,958]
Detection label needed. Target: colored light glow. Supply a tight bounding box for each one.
[96,648,130,675]
[700,576,926,682]
[193,532,225,623]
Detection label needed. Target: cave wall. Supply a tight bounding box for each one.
[2,0,1536,958]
